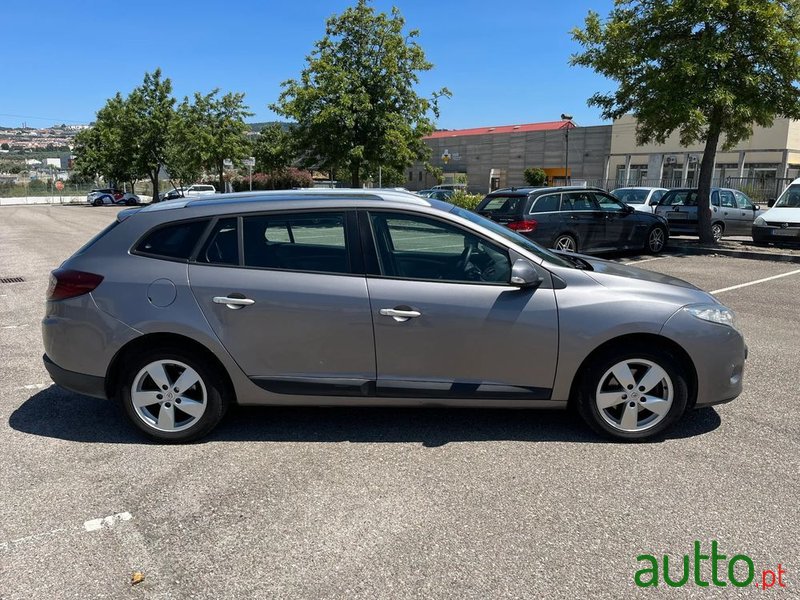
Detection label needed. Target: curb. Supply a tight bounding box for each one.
[667,244,800,264]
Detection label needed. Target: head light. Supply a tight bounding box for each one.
[754,216,766,226]
[684,304,737,329]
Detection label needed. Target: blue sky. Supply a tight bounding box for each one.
[0,0,615,129]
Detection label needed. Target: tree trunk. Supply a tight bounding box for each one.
[350,161,361,188]
[218,164,225,194]
[150,172,160,203]
[697,111,723,244]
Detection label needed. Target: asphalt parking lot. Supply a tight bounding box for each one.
[1,205,798,599]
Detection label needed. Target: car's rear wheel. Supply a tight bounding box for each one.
[553,234,578,252]
[577,346,688,440]
[645,225,667,254]
[119,348,228,442]
[92,197,105,206]
[712,222,724,241]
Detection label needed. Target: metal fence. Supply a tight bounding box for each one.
[583,177,794,203]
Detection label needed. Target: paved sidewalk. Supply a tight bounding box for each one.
[668,235,800,263]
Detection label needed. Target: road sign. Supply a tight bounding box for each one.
[55,180,64,191]
[243,157,256,167]
[223,159,234,168]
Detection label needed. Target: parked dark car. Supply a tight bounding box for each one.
[654,188,761,241]
[475,186,669,254]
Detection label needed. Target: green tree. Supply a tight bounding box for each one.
[128,69,175,202]
[73,92,140,188]
[252,123,295,175]
[185,90,253,192]
[272,0,449,187]
[165,97,204,189]
[523,167,547,187]
[0,143,9,150]
[572,0,800,243]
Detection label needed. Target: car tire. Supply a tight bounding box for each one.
[119,347,229,443]
[93,197,105,207]
[712,222,724,241]
[553,234,578,252]
[576,345,689,441]
[645,225,667,254]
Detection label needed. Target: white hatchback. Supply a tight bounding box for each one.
[611,187,668,213]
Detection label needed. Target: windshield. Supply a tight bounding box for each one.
[774,184,800,207]
[612,189,648,204]
[450,206,574,268]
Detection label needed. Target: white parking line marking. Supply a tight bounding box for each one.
[1,324,28,329]
[83,511,133,532]
[16,383,47,391]
[710,268,800,294]
[626,256,673,265]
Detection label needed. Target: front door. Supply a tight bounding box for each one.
[362,210,559,400]
[188,212,376,395]
[594,191,639,250]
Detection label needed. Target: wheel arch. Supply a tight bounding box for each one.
[567,333,698,409]
[105,332,237,403]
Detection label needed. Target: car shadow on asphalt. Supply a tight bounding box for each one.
[9,385,722,446]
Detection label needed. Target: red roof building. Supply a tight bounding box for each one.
[425,120,575,140]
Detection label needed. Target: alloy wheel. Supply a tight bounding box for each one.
[554,235,577,252]
[131,359,207,432]
[648,227,665,252]
[594,358,674,433]
[712,223,723,241]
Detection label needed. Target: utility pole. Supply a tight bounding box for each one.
[561,113,573,185]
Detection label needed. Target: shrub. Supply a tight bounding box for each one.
[448,190,485,211]
[523,167,548,187]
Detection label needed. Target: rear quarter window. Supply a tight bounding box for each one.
[134,219,210,260]
[478,195,526,215]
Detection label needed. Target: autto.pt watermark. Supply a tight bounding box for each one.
[634,540,787,590]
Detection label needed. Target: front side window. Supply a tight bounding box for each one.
[734,191,754,210]
[595,192,626,212]
[135,219,209,260]
[242,212,350,274]
[369,212,511,284]
[561,191,600,211]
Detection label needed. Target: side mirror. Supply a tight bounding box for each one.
[767,198,776,207]
[624,204,635,214]
[510,258,543,288]
[753,205,759,212]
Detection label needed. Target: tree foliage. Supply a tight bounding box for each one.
[572,0,800,242]
[252,123,295,175]
[272,0,449,187]
[523,167,547,187]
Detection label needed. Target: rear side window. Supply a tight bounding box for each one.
[530,194,560,213]
[135,220,209,260]
[242,212,350,274]
[660,191,697,207]
[74,220,119,256]
[197,218,239,265]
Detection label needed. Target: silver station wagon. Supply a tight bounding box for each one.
[42,190,746,442]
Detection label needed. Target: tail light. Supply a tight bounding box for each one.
[47,269,104,301]
[507,219,538,233]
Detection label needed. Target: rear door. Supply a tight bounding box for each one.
[188,211,376,395]
[362,209,558,400]
[560,191,604,250]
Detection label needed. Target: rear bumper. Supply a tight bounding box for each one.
[43,354,107,399]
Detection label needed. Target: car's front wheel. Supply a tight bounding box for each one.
[577,346,688,440]
[645,225,667,254]
[119,348,229,442]
[92,197,105,206]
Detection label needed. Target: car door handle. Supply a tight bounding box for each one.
[213,296,255,309]
[380,308,421,322]
[567,214,578,220]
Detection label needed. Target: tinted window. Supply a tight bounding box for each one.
[561,191,599,211]
[370,212,511,283]
[660,190,698,207]
[242,213,350,274]
[136,220,209,259]
[613,189,648,204]
[197,218,239,265]
[478,195,526,215]
[530,194,560,213]
[595,192,626,211]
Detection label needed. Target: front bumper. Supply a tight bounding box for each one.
[43,354,107,399]
[660,309,746,407]
[752,224,800,244]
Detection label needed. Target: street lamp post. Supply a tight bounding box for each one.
[561,113,573,185]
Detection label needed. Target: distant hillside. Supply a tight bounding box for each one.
[248,121,293,133]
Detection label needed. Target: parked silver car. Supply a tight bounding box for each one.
[654,187,760,240]
[42,190,746,442]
